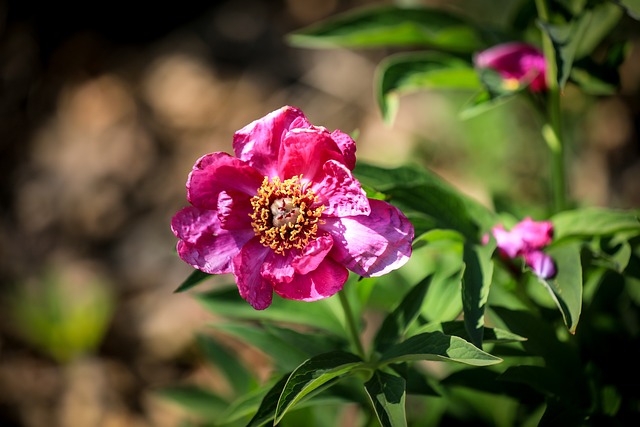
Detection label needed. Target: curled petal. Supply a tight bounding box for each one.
[233,106,308,177]
[172,207,254,274]
[217,191,253,230]
[187,152,263,209]
[525,250,557,279]
[291,233,334,275]
[323,199,413,277]
[330,129,356,170]
[312,160,370,218]
[261,251,296,284]
[278,128,345,182]
[232,238,273,309]
[272,257,348,302]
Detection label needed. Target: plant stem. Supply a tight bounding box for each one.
[338,290,366,360]
[535,0,568,213]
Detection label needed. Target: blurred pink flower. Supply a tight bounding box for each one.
[491,217,556,279]
[172,106,414,309]
[474,42,548,92]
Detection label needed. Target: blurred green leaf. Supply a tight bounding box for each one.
[614,0,640,20]
[376,52,480,123]
[570,66,618,95]
[537,10,592,89]
[274,351,363,424]
[353,162,495,241]
[264,324,347,357]
[459,89,517,120]
[374,274,433,352]
[364,371,408,427]
[247,374,290,427]
[288,6,487,52]
[196,334,254,396]
[155,385,228,421]
[174,269,212,293]
[537,243,583,334]
[462,242,495,348]
[574,2,623,59]
[417,320,527,343]
[379,331,502,366]
[552,208,640,242]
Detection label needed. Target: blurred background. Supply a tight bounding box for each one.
[0,0,638,426]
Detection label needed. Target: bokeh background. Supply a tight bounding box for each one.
[1,0,639,426]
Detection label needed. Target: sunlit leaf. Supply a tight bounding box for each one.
[376,51,480,123]
[417,320,527,343]
[247,374,290,427]
[288,6,487,52]
[462,242,495,348]
[274,351,363,424]
[379,331,502,366]
[364,371,408,427]
[613,0,640,20]
[552,208,640,242]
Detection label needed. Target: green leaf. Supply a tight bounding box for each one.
[379,331,502,366]
[247,374,290,427]
[353,162,495,241]
[196,286,345,335]
[536,243,583,334]
[287,6,487,52]
[364,371,408,427]
[537,10,593,89]
[174,269,212,293]
[614,0,640,20]
[274,351,363,424]
[155,385,228,421]
[376,52,480,123]
[417,320,527,343]
[552,207,640,241]
[264,324,347,357]
[462,242,495,348]
[196,334,253,396]
[459,89,515,120]
[570,66,618,95]
[373,274,434,352]
[574,2,623,59]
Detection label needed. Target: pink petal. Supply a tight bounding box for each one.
[172,207,255,274]
[277,128,345,182]
[291,233,334,275]
[217,190,253,230]
[474,42,547,92]
[232,238,273,310]
[312,160,370,218]
[512,217,554,250]
[330,129,356,170]
[187,152,264,210]
[261,251,296,285]
[233,106,309,177]
[491,224,524,259]
[272,257,348,302]
[524,250,557,279]
[323,199,413,277]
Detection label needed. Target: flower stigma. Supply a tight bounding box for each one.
[249,175,324,255]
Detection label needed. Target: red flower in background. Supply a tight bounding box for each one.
[491,217,556,279]
[172,106,414,309]
[475,42,548,92]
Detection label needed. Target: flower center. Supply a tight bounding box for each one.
[249,175,324,255]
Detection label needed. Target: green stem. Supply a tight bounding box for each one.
[338,290,366,359]
[535,0,567,213]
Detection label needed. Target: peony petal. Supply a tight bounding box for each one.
[261,251,296,284]
[187,152,264,210]
[330,129,356,170]
[278,127,345,181]
[474,42,547,92]
[524,250,557,279]
[272,257,348,302]
[291,233,334,275]
[217,190,253,230]
[512,217,553,250]
[312,160,370,218]
[232,238,273,310]
[491,224,524,259]
[233,106,309,177]
[323,199,413,277]
[172,207,255,274]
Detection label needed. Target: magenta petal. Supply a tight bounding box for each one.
[172,207,254,274]
[475,42,547,92]
[278,128,344,182]
[261,251,296,284]
[330,129,356,170]
[323,199,413,277]
[525,250,557,279]
[233,106,308,177]
[217,191,253,230]
[273,257,348,302]
[491,225,524,259]
[232,238,273,310]
[291,233,333,275]
[187,152,264,210]
[512,217,554,250]
[312,160,370,218]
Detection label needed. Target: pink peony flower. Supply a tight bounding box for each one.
[474,42,548,92]
[172,106,414,309]
[491,217,556,279]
